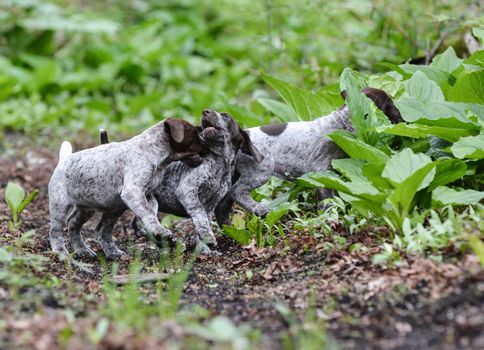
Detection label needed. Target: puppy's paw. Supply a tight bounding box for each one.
[104,247,126,260]
[194,241,212,255]
[74,246,96,259]
[254,204,269,218]
[153,232,178,249]
[51,243,69,257]
[198,230,217,248]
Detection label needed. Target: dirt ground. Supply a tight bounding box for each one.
[1,140,483,349]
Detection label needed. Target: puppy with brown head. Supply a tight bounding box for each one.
[128,109,263,254]
[48,118,206,259]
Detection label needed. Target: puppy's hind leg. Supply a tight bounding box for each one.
[68,208,96,258]
[48,186,71,256]
[97,212,125,259]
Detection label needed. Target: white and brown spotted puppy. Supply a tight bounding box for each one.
[48,118,207,258]
[214,88,403,226]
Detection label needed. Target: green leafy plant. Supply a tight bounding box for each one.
[258,47,483,235]
[223,202,298,247]
[4,182,39,230]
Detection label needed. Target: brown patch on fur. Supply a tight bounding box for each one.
[260,123,288,136]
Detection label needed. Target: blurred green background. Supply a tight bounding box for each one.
[0,0,480,142]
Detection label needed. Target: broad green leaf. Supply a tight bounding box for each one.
[430,47,463,73]
[265,208,289,227]
[328,130,389,164]
[447,69,484,104]
[257,98,298,121]
[362,163,392,190]
[399,64,454,86]
[403,71,444,101]
[5,182,25,211]
[331,158,381,194]
[262,73,333,120]
[389,162,437,219]
[428,159,467,190]
[222,226,251,245]
[432,186,484,206]
[450,135,484,159]
[382,149,435,190]
[307,170,382,198]
[347,197,388,219]
[367,73,402,96]
[395,98,478,128]
[463,49,484,68]
[339,68,381,143]
[331,158,366,182]
[473,28,484,45]
[376,123,476,142]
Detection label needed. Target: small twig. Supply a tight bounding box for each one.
[111,272,170,285]
[426,29,448,65]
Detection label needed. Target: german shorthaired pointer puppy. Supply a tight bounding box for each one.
[48,118,207,258]
[106,110,263,254]
[214,88,403,226]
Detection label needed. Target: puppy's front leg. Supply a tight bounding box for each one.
[176,188,216,254]
[231,153,274,217]
[120,185,174,245]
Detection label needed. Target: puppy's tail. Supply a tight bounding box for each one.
[58,141,73,165]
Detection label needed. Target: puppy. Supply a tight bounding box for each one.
[48,118,207,258]
[214,87,403,225]
[98,110,263,254]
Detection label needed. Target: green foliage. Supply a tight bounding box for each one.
[4,182,39,230]
[0,0,477,138]
[394,205,483,254]
[262,73,339,121]
[256,46,484,235]
[223,202,298,247]
[469,236,484,268]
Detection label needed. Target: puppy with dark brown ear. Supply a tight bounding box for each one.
[131,110,263,254]
[48,118,207,258]
[214,88,403,226]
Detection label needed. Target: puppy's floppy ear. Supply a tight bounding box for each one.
[164,118,185,143]
[239,128,264,163]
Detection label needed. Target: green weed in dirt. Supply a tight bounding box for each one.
[4,182,39,230]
